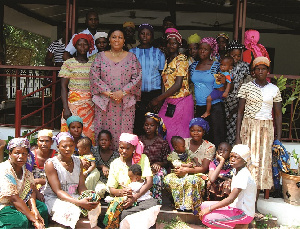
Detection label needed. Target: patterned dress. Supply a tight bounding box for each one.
[59,57,95,143]
[139,135,170,204]
[164,138,215,214]
[224,61,251,145]
[89,52,142,150]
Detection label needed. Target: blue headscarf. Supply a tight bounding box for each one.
[66,116,83,127]
[189,118,210,133]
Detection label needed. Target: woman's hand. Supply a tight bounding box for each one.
[123,196,137,209]
[148,98,163,113]
[62,108,72,120]
[102,165,109,177]
[199,207,210,221]
[174,166,188,177]
[33,219,45,229]
[111,90,124,103]
[151,163,161,174]
[31,209,44,225]
[77,197,99,211]
[216,154,225,163]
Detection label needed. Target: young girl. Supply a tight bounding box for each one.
[77,137,100,190]
[207,142,233,201]
[139,112,169,204]
[94,130,119,197]
[199,144,256,228]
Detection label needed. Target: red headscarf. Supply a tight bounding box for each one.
[72,33,95,54]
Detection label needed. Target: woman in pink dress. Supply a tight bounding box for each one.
[89,27,142,150]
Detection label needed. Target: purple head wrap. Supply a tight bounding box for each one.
[189,118,210,133]
[55,132,74,145]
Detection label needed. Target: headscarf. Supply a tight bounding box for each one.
[123,21,135,28]
[94,32,108,40]
[200,37,219,59]
[227,40,245,51]
[7,137,30,151]
[231,144,251,165]
[187,33,201,45]
[252,56,270,68]
[244,29,270,59]
[66,116,83,127]
[144,112,167,139]
[38,129,53,139]
[138,23,154,34]
[165,28,178,34]
[166,32,182,45]
[119,133,144,164]
[189,117,210,133]
[55,132,74,145]
[216,32,229,41]
[72,33,95,54]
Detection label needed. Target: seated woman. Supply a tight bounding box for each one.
[0,138,48,229]
[164,117,215,214]
[139,112,170,204]
[107,133,160,229]
[207,142,233,201]
[32,129,56,198]
[44,132,100,229]
[66,116,84,149]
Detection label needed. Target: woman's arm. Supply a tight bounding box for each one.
[235,98,246,144]
[77,161,88,194]
[61,78,72,120]
[154,76,183,103]
[273,102,282,141]
[175,158,211,176]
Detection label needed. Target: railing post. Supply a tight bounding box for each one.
[15,90,22,137]
[51,70,56,129]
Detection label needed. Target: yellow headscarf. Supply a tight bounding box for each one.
[187,33,201,44]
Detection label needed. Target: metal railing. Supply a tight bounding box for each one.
[0,65,61,138]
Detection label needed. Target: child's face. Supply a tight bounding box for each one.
[98,133,111,150]
[220,59,233,72]
[143,118,158,136]
[229,49,242,64]
[217,143,231,160]
[77,142,88,156]
[230,152,246,170]
[69,122,83,138]
[128,171,141,182]
[174,139,186,154]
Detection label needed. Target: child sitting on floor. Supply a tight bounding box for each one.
[199,144,257,228]
[202,56,234,118]
[77,137,100,190]
[207,142,233,201]
[167,136,199,171]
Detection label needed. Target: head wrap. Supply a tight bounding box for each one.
[200,37,219,59]
[144,112,167,139]
[226,40,245,51]
[231,144,251,166]
[189,118,210,133]
[166,32,182,45]
[7,137,30,151]
[252,56,270,68]
[94,32,108,40]
[244,29,270,59]
[66,116,83,127]
[72,33,95,54]
[187,33,201,45]
[123,21,135,28]
[38,129,53,139]
[119,133,144,164]
[216,32,229,41]
[138,23,154,34]
[55,132,74,145]
[165,28,178,34]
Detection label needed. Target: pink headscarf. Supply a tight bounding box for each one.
[165,28,178,34]
[200,37,219,59]
[244,30,270,59]
[119,133,144,164]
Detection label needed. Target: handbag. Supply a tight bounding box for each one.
[165,103,176,117]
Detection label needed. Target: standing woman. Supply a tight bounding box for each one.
[190,37,224,147]
[224,40,251,145]
[236,57,282,209]
[90,27,142,150]
[0,138,47,229]
[130,23,165,136]
[60,34,95,143]
[150,31,194,148]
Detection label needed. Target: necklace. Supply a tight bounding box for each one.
[58,156,73,166]
[110,49,123,57]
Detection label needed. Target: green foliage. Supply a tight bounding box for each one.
[158,217,192,229]
[3,24,51,66]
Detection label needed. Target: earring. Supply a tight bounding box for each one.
[210,54,213,60]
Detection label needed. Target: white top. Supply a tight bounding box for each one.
[128,180,152,202]
[65,28,98,57]
[255,83,281,120]
[229,167,257,217]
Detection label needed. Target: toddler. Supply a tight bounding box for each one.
[202,56,234,118]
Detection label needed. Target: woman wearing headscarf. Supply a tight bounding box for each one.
[187,33,201,66]
[164,118,215,215]
[129,24,166,136]
[149,31,194,149]
[106,133,160,228]
[190,37,224,147]
[0,138,48,229]
[243,29,270,65]
[60,33,95,143]
[216,33,229,60]
[224,40,251,145]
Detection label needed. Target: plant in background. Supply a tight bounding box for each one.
[291,150,300,176]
